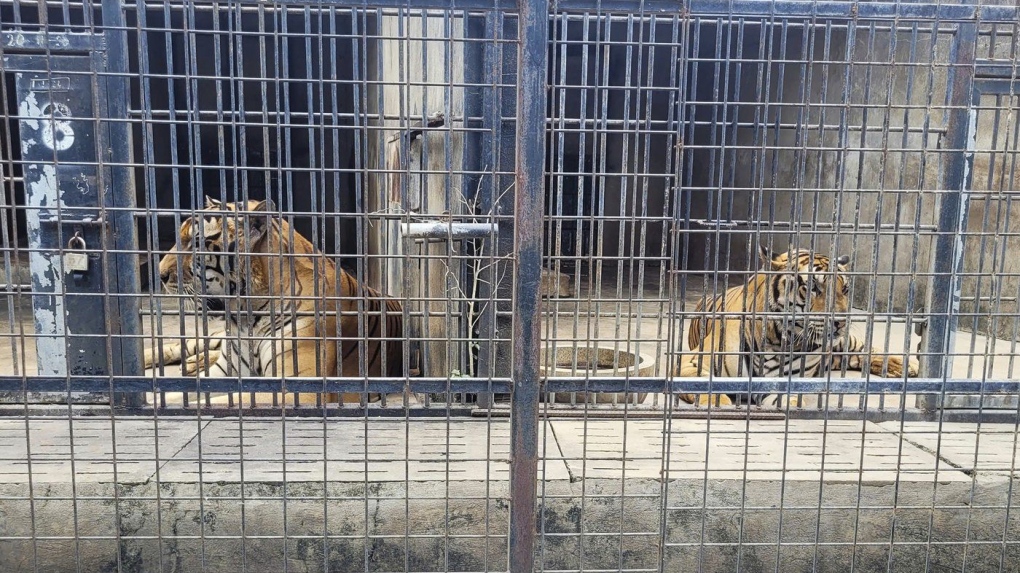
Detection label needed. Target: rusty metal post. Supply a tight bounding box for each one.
[917,19,977,415]
[509,0,548,569]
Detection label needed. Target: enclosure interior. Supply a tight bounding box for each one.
[541,13,1018,412]
[3,7,1020,412]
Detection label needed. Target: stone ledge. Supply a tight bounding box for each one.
[1,418,1012,485]
[1,419,1019,572]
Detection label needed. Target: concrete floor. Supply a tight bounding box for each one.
[0,417,1015,485]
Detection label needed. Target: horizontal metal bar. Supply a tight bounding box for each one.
[975,62,1020,81]
[135,0,516,11]
[960,297,1018,303]
[0,377,513,394]
[540,377,1020,395]
[2,403,1017,424]
[38,215,106,226]
[120,108,948,137]
[550,0,1019,21]
[687,219,940,232]
[189,0,1020,21]
[0,404,481,418]
[0,31,105,53]
[479,406,788,420]
[401,222,499,240]
[86,0,1009,23]
[4,377,1020,397]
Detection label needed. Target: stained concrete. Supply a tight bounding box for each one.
[1,418,1019,572]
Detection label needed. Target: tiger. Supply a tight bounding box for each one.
[675,246,920,407]
[143,197,405,405]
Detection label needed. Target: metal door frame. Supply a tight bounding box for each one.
[0,23,141,405]
[922,70,1020,413]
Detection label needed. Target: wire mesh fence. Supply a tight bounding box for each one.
[1,0,1020,571]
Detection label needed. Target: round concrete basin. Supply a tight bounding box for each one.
[539,345,653,404]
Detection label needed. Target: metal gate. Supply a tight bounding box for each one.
[2,23,140,403]
[2,0,1020,571]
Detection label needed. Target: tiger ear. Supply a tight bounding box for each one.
[253,199,276,213]
[758,243,784,271]
[245,199,277,246]
[204,196,223,209]
[835,254,851,269]
[758,243,772,267]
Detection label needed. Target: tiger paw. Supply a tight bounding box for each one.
[780,395,800,409]
[697,393,733,407]
[675,393,731,407]
[674,393,697,405]
[906,356,920,377]
[877,356,917,378]
[675,392,734,407]
[183,350,221,376]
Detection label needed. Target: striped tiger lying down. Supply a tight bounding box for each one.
[675,246,920,407]
[144,198,404,405]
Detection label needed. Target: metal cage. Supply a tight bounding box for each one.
[2,0,1020,571]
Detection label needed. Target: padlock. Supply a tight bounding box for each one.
[65,232,89,275]
[64,251,89,272]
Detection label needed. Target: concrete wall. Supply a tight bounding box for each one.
[3,479,1018,572]
[357,17,1020,342]
[366,14,467,377]
[729,26,948,317]
[958,30,1020,340]
[564,20,1018,340]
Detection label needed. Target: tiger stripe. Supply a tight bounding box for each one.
[676,246,919,407]
[144,197,406,406]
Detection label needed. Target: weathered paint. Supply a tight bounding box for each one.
[39,102,76,151]
[16,90,41,154]
[22,163,68,376]
[9,54,114,386]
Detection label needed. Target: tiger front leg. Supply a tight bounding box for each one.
[143,341,183,370]
[144,332,226,373]
[182,348,223,375]
[838,335,920,378]
[674,354,734,408]
[868,354,920,378]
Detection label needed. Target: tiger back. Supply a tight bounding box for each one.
[144,197,405,406]
[675,246,919,407]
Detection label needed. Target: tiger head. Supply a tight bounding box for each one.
[158,197,284,311]
[759,245,852,347]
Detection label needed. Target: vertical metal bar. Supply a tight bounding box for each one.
[918,20,977,414]
[658,13,683,562]
[476,9,515,402]
[100,0,143,405]
[509,0,547,569]
[462,11,486,405]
